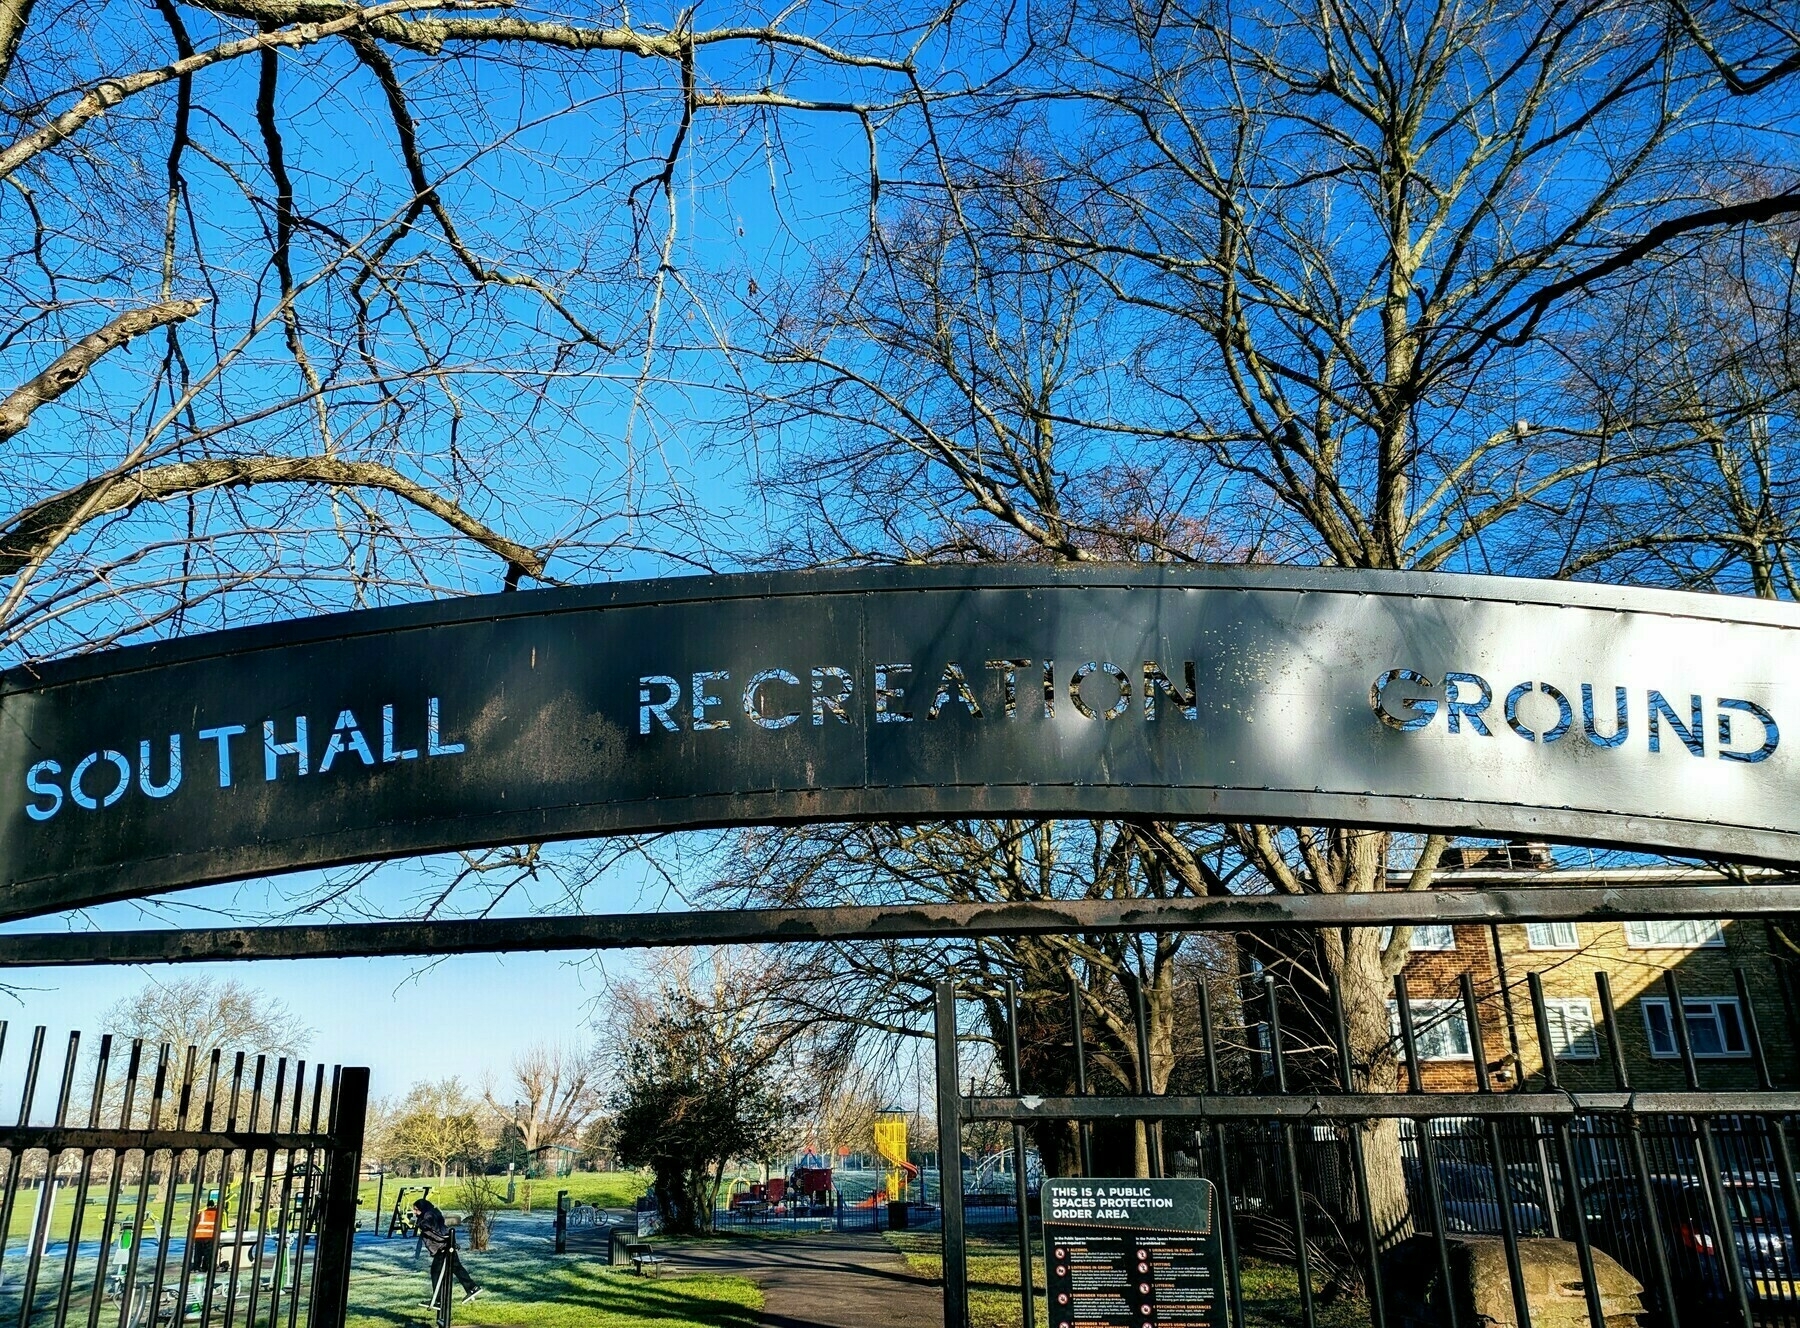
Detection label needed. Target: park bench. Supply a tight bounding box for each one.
[625,1242,669,1277]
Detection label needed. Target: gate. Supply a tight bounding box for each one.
[0,1025,368,1328]
[934,920,1800,1328]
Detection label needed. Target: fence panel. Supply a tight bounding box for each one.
[0,1026,368,1328]
[938,952,1800,1328]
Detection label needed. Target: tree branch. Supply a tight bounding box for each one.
[0,455,545,580]
[1472,187,1800,354]
[0,299,204,443]
[0,0,37,86]
[0,1,437,184]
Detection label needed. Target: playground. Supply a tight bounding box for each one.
[344,1164,943,1328]
[342,1111,942,1326]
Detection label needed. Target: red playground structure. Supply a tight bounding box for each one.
[792,1166,833,1206]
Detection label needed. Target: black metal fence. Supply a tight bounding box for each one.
[936,954,1800,1328]
[0,1025,368,1328]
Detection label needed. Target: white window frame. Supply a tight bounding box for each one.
[1525,922,1579,950]
[1641,997,1749,1059]
[1389,999,1473,1062]
[1541,998,1600,1060]
[1624,919,1725,949]
[1379,924,1457,952]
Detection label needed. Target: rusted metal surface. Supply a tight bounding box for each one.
[5,564,1800,920]
[0,882,1797,964]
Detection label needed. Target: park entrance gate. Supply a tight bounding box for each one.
[5,566,1800,1328]
[0,1028,366,1328]
[932,920,1800,1328]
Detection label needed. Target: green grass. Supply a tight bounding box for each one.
[347,1211,760,1327]
[885,1230,1046,1328]
[1,1178,221,1244]
[0,1171,648,1249]
[360,1172,648,1220]
[1231,1260,1370,1328]
[884,1231,1373,1328]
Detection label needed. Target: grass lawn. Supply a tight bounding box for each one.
[883,1231,1372,1328]
[359,1172,648,1222]
[2,1178,222,1244]
[0,1171,648,1248]
[347,1211,760,1327]
[885,1230,1045,1328]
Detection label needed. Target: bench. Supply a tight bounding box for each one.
[625,1242,669,1277]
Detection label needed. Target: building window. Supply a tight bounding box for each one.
[1389,999,1472,1061]
[1541,998,1600,1059]
[1624,920,1725,949]
[1641,997,1749,1058]
[1526,922,1579,950]
[1379,924,1457,951]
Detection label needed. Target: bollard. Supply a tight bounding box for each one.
[554,1190,568,1254]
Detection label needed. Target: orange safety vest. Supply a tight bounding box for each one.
[194,1207,218,1240]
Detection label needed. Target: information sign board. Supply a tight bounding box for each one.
[1041,1178,1224,1328]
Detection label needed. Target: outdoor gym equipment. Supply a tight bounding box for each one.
[429,1250,453,1328]
[387,1186,430,1238]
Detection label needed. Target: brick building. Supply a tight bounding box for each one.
[1390,848,1800,1092]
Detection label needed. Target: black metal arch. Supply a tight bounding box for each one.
[4,564,1797,921]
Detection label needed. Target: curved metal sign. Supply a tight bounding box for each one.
[3,565,1797,920]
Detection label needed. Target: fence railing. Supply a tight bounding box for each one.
[0,1025,368,1328]
[936,936,1800,1328]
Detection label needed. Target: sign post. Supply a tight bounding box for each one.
[1041,1178,1225,1328]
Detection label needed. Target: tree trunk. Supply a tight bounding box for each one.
[1329,925,1411,1250]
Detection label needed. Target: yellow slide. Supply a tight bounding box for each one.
[874,1114,919,1201]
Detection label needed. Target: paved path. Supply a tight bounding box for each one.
[667,1232,941,1328]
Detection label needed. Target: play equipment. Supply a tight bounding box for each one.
[732,1177,787,1212]
[792,1151,833,1206]
[874,1111,919,1202]
[792,1167,833,1204]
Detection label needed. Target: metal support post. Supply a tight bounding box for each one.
[308,1066,370,1328]
[1004,981,1035,1328]
[935,982,967,1328]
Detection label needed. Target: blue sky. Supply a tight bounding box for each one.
[0,11,913,1099]
[0,848,710,1104]
[0,948,604,1107]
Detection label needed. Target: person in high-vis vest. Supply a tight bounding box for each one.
[189,1200,219,1274]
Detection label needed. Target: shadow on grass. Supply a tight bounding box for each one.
[350,1236,762,1328]
[882,1231,1373,1328]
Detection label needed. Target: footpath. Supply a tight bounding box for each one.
[668,1231,941,1328]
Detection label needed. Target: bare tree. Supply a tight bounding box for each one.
[385,1076,487,1178]
[484,1043,602,1160]
[0,0,943,673]
[725,0,1800,1247]
[103,976,311,1058]
[707,819,1243,1178]
[1556,220,1800,597]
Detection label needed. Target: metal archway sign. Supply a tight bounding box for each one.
[3,565,1796,921]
